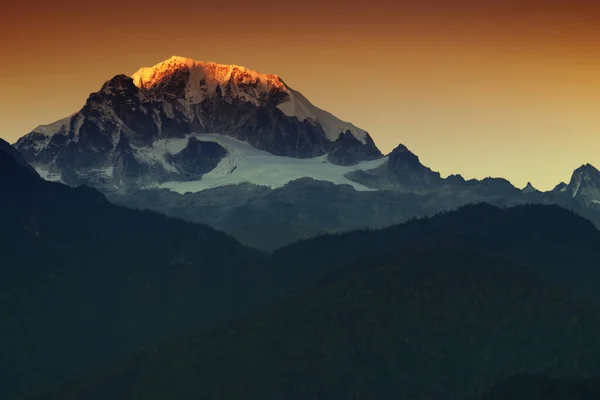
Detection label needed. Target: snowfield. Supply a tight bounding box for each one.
[145,133,387,194]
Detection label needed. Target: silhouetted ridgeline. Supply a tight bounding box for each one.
[271,202,600,300]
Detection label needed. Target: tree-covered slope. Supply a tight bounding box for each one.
[272,203,600,299]
[35,251,600,400]
[0,139,266,399]
[476,374,600,400]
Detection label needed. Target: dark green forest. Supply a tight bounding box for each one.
[37,251,600,400]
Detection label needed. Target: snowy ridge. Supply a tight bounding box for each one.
[131,56,369,144]
[277,86,368,143]
[132,56,286,107]
[28,113,88,150]
[142,133,387,194]
[32,117,71,136]
[35,167,64,183]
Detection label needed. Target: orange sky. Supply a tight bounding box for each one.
[1,0,600,190]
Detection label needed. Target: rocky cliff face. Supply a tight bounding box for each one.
[327,131,385,166]
[345,144,443,192]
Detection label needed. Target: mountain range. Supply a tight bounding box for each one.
[3,136,600,399]
[4,56,600,399]
[11,56,600,250]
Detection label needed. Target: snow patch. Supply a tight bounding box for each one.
[132,142,179,173]
[32,117,71,136]
[146,133,386,194]
[572,175,582,198]
[162,101,175,119]
[35,167,64,183]
[97,166,114,178]
[71,114,85,143]
[278,87,369,144]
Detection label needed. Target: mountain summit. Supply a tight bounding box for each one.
[130,56,374,144]
[131,56,287,111]
[566,163,600,206]
[14,56,382,190]
[522,182,539,194]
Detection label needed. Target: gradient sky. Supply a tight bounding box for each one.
[2,0,600,190]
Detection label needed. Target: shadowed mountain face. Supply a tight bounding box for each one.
[327,130,383,166]
[566,164,600,207]
[0,138,267,400]
[33,251,600,400]
[0,138,38,175]
[346,143,444,191]
[166,136,227,178]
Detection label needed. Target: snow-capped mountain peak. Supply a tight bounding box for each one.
[131,56,369,144]
[132,56,281,87]
[132,56,287,107]
[14,56,383,190]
